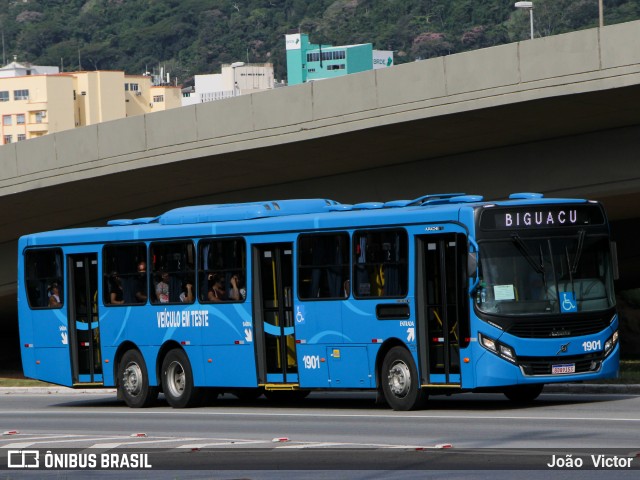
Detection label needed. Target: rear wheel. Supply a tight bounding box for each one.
[161,349,202,408]
[503,384,544,403]
[380,346,427,411]
[118,349,158,408]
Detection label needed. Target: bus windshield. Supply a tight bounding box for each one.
[477,233,615,315]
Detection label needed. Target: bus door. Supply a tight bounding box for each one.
[416,233,468,386]
[67,253,102,385]
[253,243,298,385]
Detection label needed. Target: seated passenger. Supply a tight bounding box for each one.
[135,261,147,303]
[109,272,125,305]
[228,273,246,301]
[48,283,62,308]
[180,282,194,303]
[156,271,170,303]
[207,274,225,302]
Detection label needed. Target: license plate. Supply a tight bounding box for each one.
[552,363,576,374]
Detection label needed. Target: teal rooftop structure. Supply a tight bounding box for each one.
[286,33,384,85]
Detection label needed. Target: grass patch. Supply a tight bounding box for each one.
[0,377,53,387]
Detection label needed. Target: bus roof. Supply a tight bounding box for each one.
[19,193,593,247]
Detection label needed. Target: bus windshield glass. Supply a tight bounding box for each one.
[477,234,614,315]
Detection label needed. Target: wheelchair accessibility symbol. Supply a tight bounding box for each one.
[295,306,305,325]
[560,292,577,313]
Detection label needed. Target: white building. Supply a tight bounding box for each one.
[182,63,274,106]
[0,57,59,78]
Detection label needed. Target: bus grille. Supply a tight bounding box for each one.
[518,353,603,376]
[506,317,610,338]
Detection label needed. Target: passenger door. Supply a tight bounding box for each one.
[253,243,298,385]
[67,253,102,385]
[416,233,469,386]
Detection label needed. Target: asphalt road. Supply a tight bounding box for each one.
[1,390,639,479]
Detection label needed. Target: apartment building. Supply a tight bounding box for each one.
[0,61,182,145]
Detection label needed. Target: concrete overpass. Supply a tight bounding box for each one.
[2,20,640,324]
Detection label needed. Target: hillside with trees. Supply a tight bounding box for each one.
[1,0,639,84]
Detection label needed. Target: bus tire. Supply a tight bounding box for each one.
[380,346,427,411]
[118,349,158,408]
[161,349,202,408]
[503,384,544,403]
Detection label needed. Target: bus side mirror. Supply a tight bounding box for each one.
[468,252,479,294]
[611,241,620,281]
[468,252,478,277]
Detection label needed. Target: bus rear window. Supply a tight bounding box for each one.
[24,249,64,309]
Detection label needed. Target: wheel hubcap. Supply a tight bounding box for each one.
[166,361,186,398]
[387,360,411,398]
[122,362,143,396]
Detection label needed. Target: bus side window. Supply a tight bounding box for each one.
[198,238,246,303]
[25,249,64,309]
[353,229,408,298]
[298,233,350,299]
[102,243,147,306]
[150,241,196,305]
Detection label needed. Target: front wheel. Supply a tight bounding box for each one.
[380,346,427,411]
[161,349,202,408]
[503,384,544,403]
[118,349,158,408]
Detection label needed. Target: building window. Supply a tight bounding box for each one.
[3,135,11,144]
[35,111,45,123]
[16,114,25,125]
[13,89,29,100]
[3,115,11,126]
[17,134,26,142]
[327,64,346,71]
[0,91,8,102]
[153,95,164,103]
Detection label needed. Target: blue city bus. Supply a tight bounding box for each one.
[17,193,620,410]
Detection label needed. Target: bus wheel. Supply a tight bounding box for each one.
[503,384,544,403]
[381,347,427,411]
[118,349,158,408]
[161,349,202,408]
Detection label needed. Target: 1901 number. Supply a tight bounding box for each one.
[303,355,321,369]
[582,340,601,352]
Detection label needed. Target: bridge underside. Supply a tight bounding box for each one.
[2,84,640,323]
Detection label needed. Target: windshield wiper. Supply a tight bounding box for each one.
[511,234,545,274]
[571,229,586,274]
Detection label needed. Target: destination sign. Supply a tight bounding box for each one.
[480,205,605,230]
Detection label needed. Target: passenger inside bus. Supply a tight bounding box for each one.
[207,273,226,302]
[156,271,170,303]
[108,272,125,305]
[48,283,62,308]
[180,281,194,303]
[228,273,246,301]
[134,261,147,303]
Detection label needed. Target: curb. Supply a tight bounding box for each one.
[1,385,639,395]
[543,383,640,394]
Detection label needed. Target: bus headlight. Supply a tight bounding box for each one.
[478,333,517,363]
[604,330,619,357]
